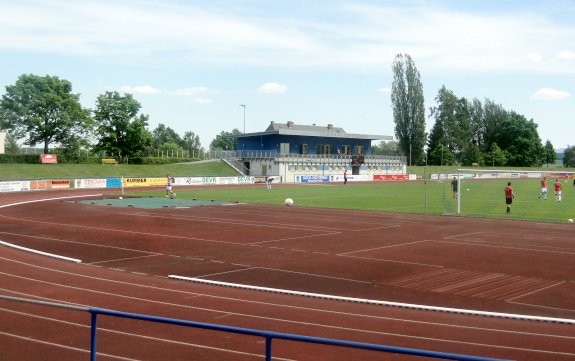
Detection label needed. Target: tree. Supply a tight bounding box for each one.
[371,140,402,156]
[151,123,183,149]
[563,146,575,168]
[0,74,92,153]
[487,143,507,167]
[183,131,203,156]
[543,140,556,166]
[3,130,20,154]
[93,91,152,160]
[210,129,241,151]
[492,111,543,166]
[391,54,426,165]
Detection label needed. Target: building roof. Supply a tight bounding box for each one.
[236,121,392,141]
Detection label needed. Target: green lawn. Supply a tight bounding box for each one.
[0,161,238,180]
[138,178,575,224]
[2,162,573,223]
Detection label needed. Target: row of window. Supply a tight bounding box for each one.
[299,144,364,155]
[287,164,402,172]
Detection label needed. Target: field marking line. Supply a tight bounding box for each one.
[0,194,103,209]
[256,267,373,284]
[121,211,342,232]
[0,240,81,263]
[0,231,163,255]
[507,301,575,314]
[339,240,431,256]
[2,262,574,341]
[168,276,575,326]
[431,274,504,293]
[0,332,139,361]
[196,267,258,278]
[88,254,162,265]
[338,254,443,268]
[506,281,566,302]
[248,231,341,246]
[350,224,401,232]
[4,282,573,359]
[435,239,575,256]
[1,309,291,361]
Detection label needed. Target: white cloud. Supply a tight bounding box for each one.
[174,87,208,96]
[378,87,391,93]
[192,97,212,104]
[526,52,542,62]
[531,87,571,100]
[557,50,575,60]
[258,82,287,94]
[119,85,161,94]
[2,1,575,74]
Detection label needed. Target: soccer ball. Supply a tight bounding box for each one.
[285,198,294,207]
[118,196,123,200]
[568,218,574,224]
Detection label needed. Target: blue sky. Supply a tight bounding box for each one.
[1,0,574,149]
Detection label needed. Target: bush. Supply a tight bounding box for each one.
[0,154,41,164]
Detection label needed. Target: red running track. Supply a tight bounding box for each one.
[0,189,574,360]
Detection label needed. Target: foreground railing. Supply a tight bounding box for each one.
[1,295,512,361]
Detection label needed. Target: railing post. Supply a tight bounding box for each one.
[90,311,98,361]
[265,335,272,361]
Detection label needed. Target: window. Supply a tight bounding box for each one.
[300,144,308,154]
[316,144,331,155]
[355,146,364,155]
[342,145,351,155]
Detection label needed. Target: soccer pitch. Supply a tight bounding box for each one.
[139,179,575,223]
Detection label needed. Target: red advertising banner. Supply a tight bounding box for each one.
[373,174,410,181]
[50,179,70,189]
[40,154,58,164]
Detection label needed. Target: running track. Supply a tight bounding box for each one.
[0,188,574,360]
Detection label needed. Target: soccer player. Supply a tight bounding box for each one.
[343,168,348,185]
[539,176,547,200]
[266,176,273,190]
[554,179,562,202]
[504,182,515,214]
[165,175,176,198]
[451,177,458,198]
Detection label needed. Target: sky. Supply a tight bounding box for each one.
[1,0,574,149]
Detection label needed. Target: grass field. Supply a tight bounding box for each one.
[1,162,573,223]
[138,177,575,224]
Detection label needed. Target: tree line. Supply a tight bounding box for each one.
[0,74,238,162]
[388,54,573,167]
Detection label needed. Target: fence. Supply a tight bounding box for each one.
[1,295,511,361]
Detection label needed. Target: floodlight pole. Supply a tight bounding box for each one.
[240,104,246,133]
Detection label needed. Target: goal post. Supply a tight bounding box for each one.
[437,169,575,218]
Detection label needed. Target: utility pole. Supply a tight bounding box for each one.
[240,104,246,133]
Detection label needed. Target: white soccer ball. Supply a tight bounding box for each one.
[466,189,470,191]
[568,218,574,224]
[118,196,123,200]
[285,198,294,207]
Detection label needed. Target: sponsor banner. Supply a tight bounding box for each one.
[30,180,50,190]
[330,174,371,183]
[40,154,58,164]
[237,176,255,184]
[296,175,330,183]
[107,178,122,188]
[179,177,205,186]
[0,181,31,193]
[50,179,71,189]
[255,176,267,184]
[217,177,239,185]
[75,178,107,189]
[373,174,414,181]
[122,177,166,187]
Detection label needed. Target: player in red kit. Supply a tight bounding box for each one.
[504,182,515,214]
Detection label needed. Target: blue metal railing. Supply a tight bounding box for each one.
[89,307,511,361]
[0,295,511,361]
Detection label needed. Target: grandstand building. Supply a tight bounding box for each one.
[226,121,407,183]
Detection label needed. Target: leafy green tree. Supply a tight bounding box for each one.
[543,140,556,166]
[487,143,507,167]
[0,74,92,153]
[3,130,20,154]
[391,54,426,165]
[151,123,183,149]
[210,129,241,151]
[563,146,575,168]
[429,144,456,166]
[93,91,152,160]
[371,140,402,156]
[492,111,543,166]
[183,131,203,156]
[481,99,507,153]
